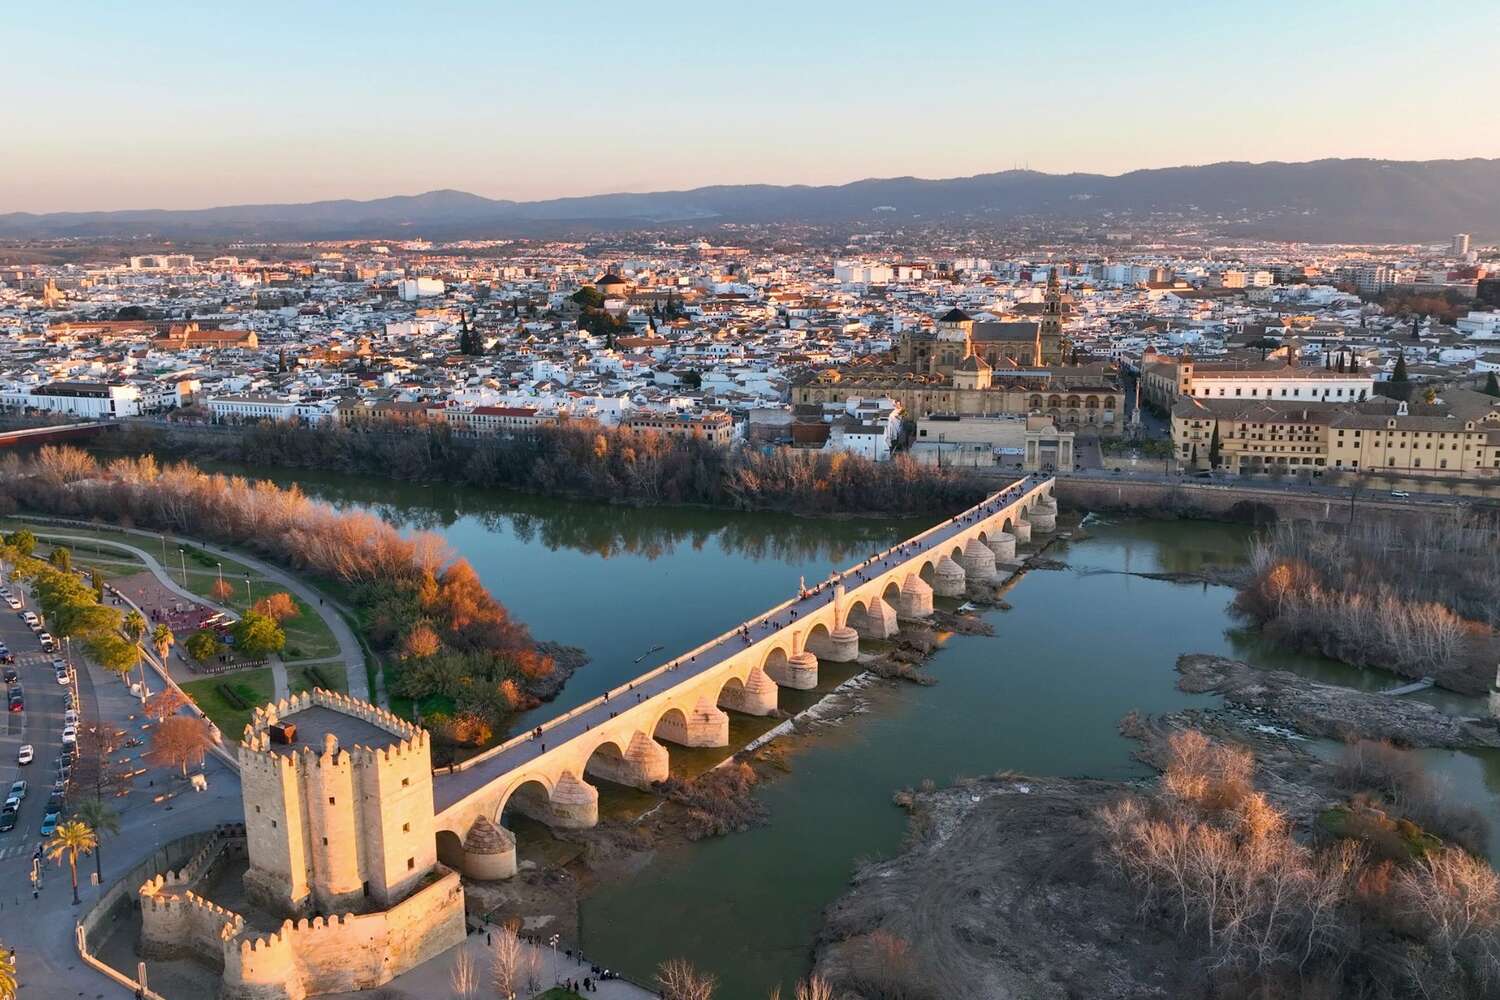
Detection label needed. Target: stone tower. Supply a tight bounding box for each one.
[238,691,438,917]
[1040,268,1068,364]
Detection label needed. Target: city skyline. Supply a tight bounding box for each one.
[5,0,1499,213]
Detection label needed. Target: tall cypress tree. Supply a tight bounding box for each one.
[1485,371,1500,397]
[1208,422,1221,469]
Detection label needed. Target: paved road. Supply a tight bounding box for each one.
[435,475,1044,813]
[20,523,366,701]
[0,576,243,1000]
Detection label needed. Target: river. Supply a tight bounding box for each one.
[171,466,1500,998]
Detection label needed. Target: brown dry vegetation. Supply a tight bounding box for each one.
[1102,729,1500,998]
[1234,517,1500,689]
[0,447,559,727]
[111,415,991,515]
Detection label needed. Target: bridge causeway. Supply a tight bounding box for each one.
[429,474,1058,877]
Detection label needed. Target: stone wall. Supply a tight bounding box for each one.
[138,828,249,966]
[1053,476,1484,526]
[222,866,466,1000]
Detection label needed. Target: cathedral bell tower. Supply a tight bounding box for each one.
[1041,268,1068,364]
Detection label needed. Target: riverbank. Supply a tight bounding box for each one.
[1176,652,1500,750]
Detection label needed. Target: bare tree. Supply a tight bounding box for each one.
[656,958,717,1000]
[448,947,479,1000]
[795,975,836,1000]
[146,715,215,776]
[490,926,526,1000]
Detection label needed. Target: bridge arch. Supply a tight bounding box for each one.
[436,829,465,871]
[496,775,555,825]
[881,578,903,609]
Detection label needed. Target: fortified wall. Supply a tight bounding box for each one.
[135,691,466,1000]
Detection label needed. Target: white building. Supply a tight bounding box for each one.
[398,277,445,301]
[1,381,141,418]
[1453,233,1472,257]
[207,394,300,422]
[833,262,894,285]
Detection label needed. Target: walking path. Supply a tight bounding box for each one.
[18,522,367,700]
[1382,677,1435,696]
[326,917,658,999]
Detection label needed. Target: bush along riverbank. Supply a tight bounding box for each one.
[100,417,992,516]
[814,697,1500,1000]
[1233,515,1500,694]
[0,446,582,740]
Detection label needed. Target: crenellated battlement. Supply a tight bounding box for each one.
[245,689,421,745]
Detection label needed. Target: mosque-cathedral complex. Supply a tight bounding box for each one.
[793,272,1127,434]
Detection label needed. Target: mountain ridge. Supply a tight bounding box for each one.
[4,157,1498,242]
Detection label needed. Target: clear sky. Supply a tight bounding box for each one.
[4,0,1498,213]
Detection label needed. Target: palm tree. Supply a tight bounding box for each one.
[123,609,148,696]
[147,622,176,696]
[72,798,120,884]
[0,943,16,1000]
[46,820,98,905]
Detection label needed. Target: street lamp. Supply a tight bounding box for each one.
[244,574,252,605]
[178,548,187,586]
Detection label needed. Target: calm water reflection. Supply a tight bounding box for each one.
[206,467,1498,998]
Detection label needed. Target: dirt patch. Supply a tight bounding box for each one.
[813,776,1201,999]
[1175,652,1500,750]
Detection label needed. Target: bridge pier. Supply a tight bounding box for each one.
[986,532,1017,562]
[585,731,671,789]
[656,696,731,747]
[767,650,819,690]
[1012,518,1033,544]
[898,575,934,618]
[805,626,860,662]
[849,595,898,640]
[1029,498,1058,533]
[717,665,779,716]
[459,817,517,880]
[510,770,598,829]
[960,539,998,583]
[932,556,966,597]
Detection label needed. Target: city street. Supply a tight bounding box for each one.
[0,575,243,1000]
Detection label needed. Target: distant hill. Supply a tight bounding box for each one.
[4,158,1498,242]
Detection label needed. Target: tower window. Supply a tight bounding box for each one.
[403,823,411,833]
[407,857,416,870]
[329,797,336,805]
[402,778,410,787]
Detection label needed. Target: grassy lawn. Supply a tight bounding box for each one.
[6,518,342,661]
[181,666,277,735]
[287,663,346,695]
[535,990,585,1000]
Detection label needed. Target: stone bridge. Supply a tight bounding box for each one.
[0,420,117,449]
[430,475,1057,877]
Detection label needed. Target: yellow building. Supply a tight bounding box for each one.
[1171,389,1500,477]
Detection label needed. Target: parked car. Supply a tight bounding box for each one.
[2,794,18,813]
[8,780,26,802]
[0,809,16,833]
[17,744,33,765]
[7,691,21,713]
[54,665,70,686]
[3,595,19,611]
[0,646,14,666]
[2,665,16,683]
[20,610,39,628]
[61,725,77,744]
[63,710,78,727]
[38,632,56,652]
[39,811,59,837]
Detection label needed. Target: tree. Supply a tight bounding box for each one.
[490,926,525,1000]
[251,592,299,623]
[122,609,146,644]
[448,946,479,1000]
[147,716,215,776]
[210,578,235,603]
[1485,371,1500,398]
[3,529,35,558]
[48,546,72,572]
[1207,423,1221,470]
[0,945,14,1000]
[151,623,175,664]
[87,633,140,680]
[656,959,716,1000]
[45,819,98,905]
[1392,351,1409,384]
[144,687,189,722]
[232,611,285,660]
[185,628,220,662]
[71,798,120,885]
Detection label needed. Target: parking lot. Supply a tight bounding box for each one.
[0,580,74,870]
